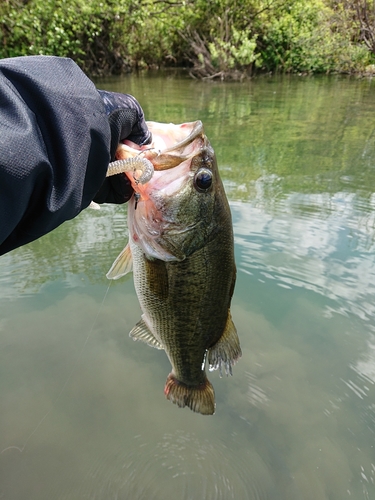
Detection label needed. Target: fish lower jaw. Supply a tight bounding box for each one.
[164,373,215,416]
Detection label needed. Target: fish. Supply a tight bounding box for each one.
[107,121,241,415]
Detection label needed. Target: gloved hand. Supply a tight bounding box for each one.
[93,91,152,204]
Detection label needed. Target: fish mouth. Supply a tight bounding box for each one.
[146,120,203,153]
[144,121,205,171]
[116,121,205,176]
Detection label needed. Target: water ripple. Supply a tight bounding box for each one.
[66,431,280,500]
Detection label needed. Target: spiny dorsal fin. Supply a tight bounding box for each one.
[106,243,133,280]
[130,318,163,350]
[207,311,241,376]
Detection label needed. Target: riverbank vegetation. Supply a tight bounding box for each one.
[1,0,375,78]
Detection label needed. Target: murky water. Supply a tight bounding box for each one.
[1,72,375,499]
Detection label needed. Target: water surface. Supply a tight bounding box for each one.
[1,73,375,499]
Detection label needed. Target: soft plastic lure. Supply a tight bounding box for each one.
[107,155,154,185]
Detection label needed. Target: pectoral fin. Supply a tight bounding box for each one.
[208,311,241,376]
[130,318,163,350]
[106,243,133,280]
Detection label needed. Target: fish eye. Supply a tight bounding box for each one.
[194,168,213,192]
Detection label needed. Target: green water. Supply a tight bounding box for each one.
[1,72,375,499]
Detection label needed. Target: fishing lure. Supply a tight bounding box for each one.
[107,155,154,185]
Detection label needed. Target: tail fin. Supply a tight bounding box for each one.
[164,374,215,415]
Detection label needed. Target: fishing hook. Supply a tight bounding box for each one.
[134,192,141,210]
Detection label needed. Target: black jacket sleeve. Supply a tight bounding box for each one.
[0,55,111,255]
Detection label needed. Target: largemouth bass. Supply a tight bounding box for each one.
[107,121,241,415]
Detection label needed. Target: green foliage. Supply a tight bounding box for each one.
[0,0,136,74]
[208,29,257,68]
[256,0,372,73]
[0,0,373,77]
[206,28,258,73]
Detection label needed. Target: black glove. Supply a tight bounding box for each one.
[93,91,152,204]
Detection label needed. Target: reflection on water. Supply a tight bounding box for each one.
[1,74,375,499]
[232,189,375,322]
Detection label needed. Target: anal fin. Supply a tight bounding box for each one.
[208,311,241,376]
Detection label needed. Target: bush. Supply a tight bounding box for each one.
[0,0,134,74]
[0,0,373,77]
[256,0,372,73]
[177,0,374,77]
